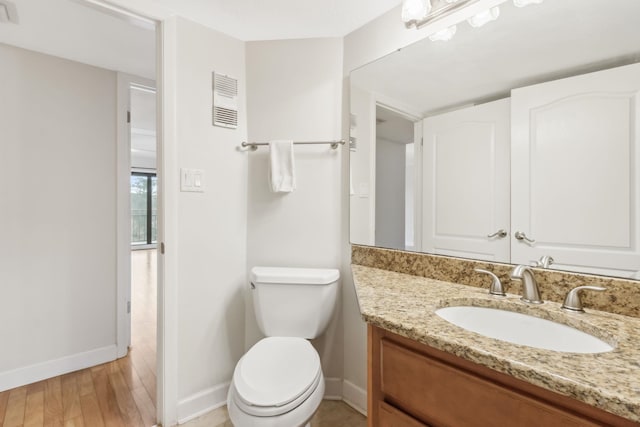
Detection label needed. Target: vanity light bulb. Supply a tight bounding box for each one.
[402,0,431,23]
[429,25,457,41]
[513,0,544,7]
[467,6,500,28]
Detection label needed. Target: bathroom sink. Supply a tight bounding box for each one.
[435,306,614,354]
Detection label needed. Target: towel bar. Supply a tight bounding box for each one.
[240,140,346,151]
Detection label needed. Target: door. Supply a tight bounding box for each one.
[422,98,510,262]
[511,62,640,277]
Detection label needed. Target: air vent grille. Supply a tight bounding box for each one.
[212,72,238,129]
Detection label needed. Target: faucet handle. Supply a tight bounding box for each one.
[474,268,506,296]
[561,286,606,313]
[532,255,554,269]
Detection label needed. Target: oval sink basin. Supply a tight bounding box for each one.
[435,306,613,354]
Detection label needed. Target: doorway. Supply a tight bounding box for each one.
[126,81,158,411]
[375,104,421,251]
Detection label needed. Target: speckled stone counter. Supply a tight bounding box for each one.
[352,264,640,422]
[352,244,640,318]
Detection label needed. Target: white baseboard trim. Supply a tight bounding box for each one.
[0,345,118,392]
[323,377,343,400]
[342,380,367,416]
[176,377,366,424]
[177,382,230,425]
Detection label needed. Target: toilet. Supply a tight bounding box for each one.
[227,266,340,427]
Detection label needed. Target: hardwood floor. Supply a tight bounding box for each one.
[0,249,157,427]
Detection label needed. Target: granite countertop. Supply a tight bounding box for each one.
[352,264,640,422]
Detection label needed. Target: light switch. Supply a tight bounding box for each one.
[193,169,204,192]
[358,183,369,197]
[180,168,205,192]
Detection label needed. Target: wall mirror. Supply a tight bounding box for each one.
[349,0,640,279]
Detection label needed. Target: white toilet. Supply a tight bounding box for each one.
[227,266,340,427]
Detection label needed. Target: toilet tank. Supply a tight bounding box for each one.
[251,266,340,339]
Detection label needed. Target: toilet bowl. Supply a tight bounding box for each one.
[227,337,325,427]
[227,267,339,427]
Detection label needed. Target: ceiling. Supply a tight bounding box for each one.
[150,0,402,41]
[0,0,156,79]
[352,0,640,117]
[0,0,403,82]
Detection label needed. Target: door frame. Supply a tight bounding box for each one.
[80,1,176,425]
[373,94,423,251]
[116,73,156,355]
[110,12,171,425]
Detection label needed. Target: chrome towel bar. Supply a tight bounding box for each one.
[240,140,345,151]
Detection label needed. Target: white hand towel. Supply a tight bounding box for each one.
[269,140,296,193]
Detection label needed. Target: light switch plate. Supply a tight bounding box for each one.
[181,168,205,192]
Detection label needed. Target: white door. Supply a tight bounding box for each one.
[422,98,510,262]
[511,62,640,277]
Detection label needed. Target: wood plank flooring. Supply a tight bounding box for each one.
[0,250,157,427]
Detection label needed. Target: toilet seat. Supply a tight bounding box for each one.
[232,337,321,417]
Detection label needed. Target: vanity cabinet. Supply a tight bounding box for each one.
[368,325,636,427]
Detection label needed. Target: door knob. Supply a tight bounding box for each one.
[487,229,508,239]
[514,231,535,244]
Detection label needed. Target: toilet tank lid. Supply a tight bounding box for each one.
[251,266,339,285]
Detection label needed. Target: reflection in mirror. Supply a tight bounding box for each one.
[349,0,640,279]
[374,106,416,251]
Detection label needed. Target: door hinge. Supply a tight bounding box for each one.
[421,137,424,147]
[127,301,131,314]
[160,242,165,254]
[127,110,131,123]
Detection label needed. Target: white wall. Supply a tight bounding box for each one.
[349,86,375,247]
[375,138,406,249]
[245,38,344,392]
[0,43,117,390]
[166,17,248,423]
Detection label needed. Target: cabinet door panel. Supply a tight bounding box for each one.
[422,98,510,262]
[511,62,640,276]
[379,401,428,427]
[379,338,600,427]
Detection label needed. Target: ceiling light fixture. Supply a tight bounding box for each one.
[429,25,457,41]
[403,0,478,29]
[467,6,500,28]
[402,0,431,24]
[402,0,544,39]
[513,0,544,7]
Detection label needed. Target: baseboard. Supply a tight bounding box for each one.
[176,377,366,424]
[177,382,229,425]
[342,380,367,416]
[324,377,343,400]
[0,345,118,392]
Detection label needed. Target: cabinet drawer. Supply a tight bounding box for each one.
[380,338,600,427]
[379,401,429,427]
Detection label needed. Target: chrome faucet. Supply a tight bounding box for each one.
[533,255,554,269]
[510,265,543,304]
[474,268,506,296]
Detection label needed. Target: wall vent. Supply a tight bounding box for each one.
[212,72,238,129]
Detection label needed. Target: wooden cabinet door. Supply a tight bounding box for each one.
[511,62,640,277]
[379,402,428,427]
[422,98,510,262]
